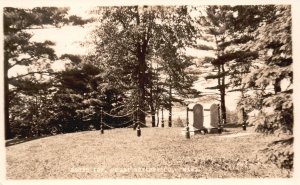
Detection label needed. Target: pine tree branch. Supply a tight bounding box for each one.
[219,35,254,49]
[227,88,244,92]
[192,44,214,51]
[205,71,229,79]
[205,83,230,90]
[9,71,59,80]
[8,58,33,69]
[212,50,259,65]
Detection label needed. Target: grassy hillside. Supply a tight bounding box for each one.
[6,127,291,179]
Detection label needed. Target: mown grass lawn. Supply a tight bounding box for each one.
[6,127,291,179]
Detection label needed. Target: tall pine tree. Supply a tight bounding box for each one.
[86,6,199,124]
[4,7,90,139]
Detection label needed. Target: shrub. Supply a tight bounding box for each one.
[173,117,185,127]
[259,137,293,170]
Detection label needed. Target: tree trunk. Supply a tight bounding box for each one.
[274,78,281,94]
[156,106,160,127]
[4,58,12,140]
[220,64,227,125]
[149,64,156,127]
[168,106,172,127]
[214,33,227,125]
[149,94,156,126]
[274,77,283,111]
[150,101,155,127]
[168,79,172,127]
[220,88,227,125]
[151,110,156,127]
[137,51,146,124]
[217,64,227,125]
[135,6,147,124]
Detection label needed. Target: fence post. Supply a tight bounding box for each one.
[133,105,137,130]
[161,107,164,128]
[137,105,141,137]
[137,124,141,137]
[217,104,222,134]
[132,107,136,130]
[168,107,172,127]
[185,106,190,139]
[242,108,247,131]
[100,107,104,134]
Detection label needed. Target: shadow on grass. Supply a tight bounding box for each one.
[223,123,244,128]
[6,135,52,147]
[221,129,231,132]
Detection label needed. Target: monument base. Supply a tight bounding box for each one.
[181,126,207,135]
[181,126,220,135]
[206,127,219,134]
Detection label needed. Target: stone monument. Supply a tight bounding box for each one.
[193,104,204,129]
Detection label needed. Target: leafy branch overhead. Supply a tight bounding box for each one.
[211,51,259,66]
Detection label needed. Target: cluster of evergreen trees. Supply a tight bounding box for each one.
[4,5,292,140]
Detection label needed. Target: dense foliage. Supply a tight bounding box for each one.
[4,7,102,138]
[194,5,293,170]
[85,6,200,125]
[240,6,293,135]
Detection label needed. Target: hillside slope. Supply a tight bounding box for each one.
[6,127,290,179]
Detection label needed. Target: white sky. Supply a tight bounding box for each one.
[30,5,95,56]
[9,5,242,110]
[30,26,88,56]
[8,6,240,111]
[8,7,94,77]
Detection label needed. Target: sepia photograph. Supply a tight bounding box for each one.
[1,0,299,184]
